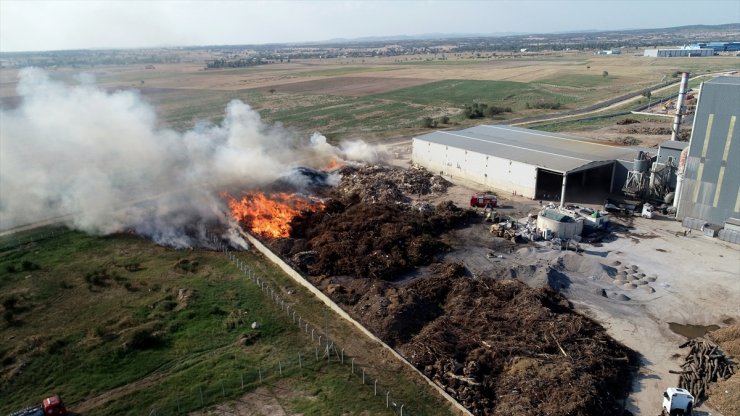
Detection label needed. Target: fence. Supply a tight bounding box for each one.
[0,226,71,251]
[151,231,422,416]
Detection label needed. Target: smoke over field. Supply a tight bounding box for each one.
[0,68,383,247]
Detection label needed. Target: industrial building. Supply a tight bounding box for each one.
[412,125,644,207]
[684,42,740,52]
[656,140,689,189]
[643,48,714,57]
[675,76,740,234]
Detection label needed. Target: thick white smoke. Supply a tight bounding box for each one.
[0,68,385,247]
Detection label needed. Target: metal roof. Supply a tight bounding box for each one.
[414,125,642,174]
[705,76,740,86]
[659,140,690,151]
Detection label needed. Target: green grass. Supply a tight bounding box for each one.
[369,79,575,109]
[0,230,454,415]
[536,74,618,88]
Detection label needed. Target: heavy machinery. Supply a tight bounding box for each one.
[10,395,67,416]
[470,193,497,208]
[661,387,694,415]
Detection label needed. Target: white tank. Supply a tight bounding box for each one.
[536,209,584,239]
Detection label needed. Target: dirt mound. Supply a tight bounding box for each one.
[276,200,474,280]
[359,273,638,415]
[707,324,740,416]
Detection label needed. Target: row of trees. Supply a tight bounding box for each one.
[463,103,512,119]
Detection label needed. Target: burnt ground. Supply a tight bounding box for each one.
[256,165,638,416]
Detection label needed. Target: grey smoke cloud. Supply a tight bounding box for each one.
[0,68,384,247]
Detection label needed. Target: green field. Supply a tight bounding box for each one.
[370,79,575,109]
[536,74,618,88]
[0,229,452,415]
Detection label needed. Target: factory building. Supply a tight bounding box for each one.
[656,140,690,189]
[684,42,740,52]
[412,125,644,207]
[643,48,714,57]
[675,76,740,231]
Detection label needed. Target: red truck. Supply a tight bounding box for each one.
[470,193,497,208]
[10,395,67,416]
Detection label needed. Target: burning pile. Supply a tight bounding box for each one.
[224,163,636,415]
[223,191,324,238]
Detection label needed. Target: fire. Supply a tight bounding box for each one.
[223,191,323,238]
[325,159,344,170]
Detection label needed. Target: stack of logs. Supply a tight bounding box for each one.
[670,338,736,402]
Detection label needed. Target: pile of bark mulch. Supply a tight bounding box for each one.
[345,265,637,416]
[270,199,475,280]
[335,164,450,205]
[258,165,636,415]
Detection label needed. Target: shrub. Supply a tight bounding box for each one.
[127,328,162,350]
[21,260,40,271]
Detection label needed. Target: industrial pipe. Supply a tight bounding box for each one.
[671,72,690,141]
[560,174,567,208]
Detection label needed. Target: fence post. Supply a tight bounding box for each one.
[221,381,226,398]
[199,386,204,406]
[241,374,244,390]
[401,404,404,416]
[259,367,262,383]
[351,358,355,374]
[315,346,319,361]
[279,360,282,376]
[386,391,390,408]
[341,348,344,364]
[362,368,365,384]
[375,380,378,396]
[299,353,302,368]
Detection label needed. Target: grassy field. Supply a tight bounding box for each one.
[370,79,574,109]
[0,229,453,415]
[3,54,737,141]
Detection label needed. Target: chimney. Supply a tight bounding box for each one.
[671,72,690,141]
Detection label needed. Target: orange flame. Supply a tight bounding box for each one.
[325,159,344,171]
[223,191,323,238]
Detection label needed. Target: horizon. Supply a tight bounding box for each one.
[1,0,739,53]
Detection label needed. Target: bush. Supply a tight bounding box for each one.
[127,328,162,350]
[439,115,450,124]
[3,310,14,324]
[21,260,40,271]
[526,101,562,110]
[2,295,19,311]
[5,264,18,273]
[421,117,437,128]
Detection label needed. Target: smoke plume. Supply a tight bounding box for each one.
[0,68,385,247]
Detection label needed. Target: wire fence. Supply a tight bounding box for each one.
[148,232,415,416]
[0,226,71,251]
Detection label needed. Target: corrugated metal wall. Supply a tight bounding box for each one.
[412,138,538,198]
[677,79,740,225]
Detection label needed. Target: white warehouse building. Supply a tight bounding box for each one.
[412,125,645,206]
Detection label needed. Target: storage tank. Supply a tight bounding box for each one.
[633,151,649,173]
[536,209,584,239]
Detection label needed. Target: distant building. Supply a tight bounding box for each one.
[597,50,622,55]
[644,48,714,57]
[684,42,740,52]
[675,76,740,230]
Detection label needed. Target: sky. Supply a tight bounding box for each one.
[0,0,738,52]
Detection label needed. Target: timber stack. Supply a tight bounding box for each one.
[670,338,736,402]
